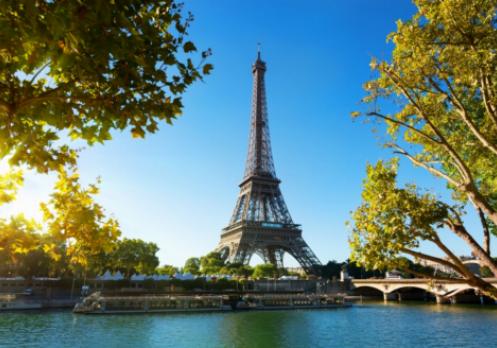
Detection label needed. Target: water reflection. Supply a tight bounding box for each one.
[2,304,497,348]
[219,310,313,347]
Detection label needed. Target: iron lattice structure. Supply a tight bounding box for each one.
[216,53,322,274]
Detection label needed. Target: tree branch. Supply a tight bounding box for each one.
[397,265,458,282]
[479,208,491,256]
[400,247,461,275]
[430,234,477,279]
[444,219,497,276]
[366,111,442,145]
[382,67,473,183]
[480,71,497,127]
[439,75,497,156]
[383,66,497,227]
[29,62,51,85]
[390,144,460,186]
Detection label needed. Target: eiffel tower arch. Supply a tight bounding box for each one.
[216,52,322,275]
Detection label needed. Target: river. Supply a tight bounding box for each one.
[1,303,497,347]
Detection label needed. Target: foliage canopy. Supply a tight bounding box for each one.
[0,0,211,172]
[351,0,497,298]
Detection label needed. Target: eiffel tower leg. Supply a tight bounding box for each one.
[275,249,284,269]
[230,243,253,265]
[260,247,284,269]
[288,238,322,275]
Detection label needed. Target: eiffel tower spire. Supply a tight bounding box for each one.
[243,51,276,179]
[216,52,321,275]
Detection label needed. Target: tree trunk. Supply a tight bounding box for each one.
[450,223,497,276]
[466,187,497,230]
[469,277,497,300]
[479,208,491,256]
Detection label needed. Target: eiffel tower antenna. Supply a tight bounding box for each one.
[216,53,322,274]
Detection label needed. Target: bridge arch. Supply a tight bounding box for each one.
[387,284,430,294]
[353,284,388,293]
[352,285,385,299]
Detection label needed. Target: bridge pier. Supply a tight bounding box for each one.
[383,292,398,302]
[436,295,444,304]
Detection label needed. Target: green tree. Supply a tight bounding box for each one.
[156,264,178,276]
[0,169,23,206]
[183,257,200,275]
[220,263,254,278]
[40,168,121,276]
[199,252,224,275]
[111,238,160,278]
[0,214,41,276]
[346,259,384,280]
[252,263,277,279]
[16,248,52,278]
[351,0,497,298]
[0,0,211,173]
[319,260,344,279]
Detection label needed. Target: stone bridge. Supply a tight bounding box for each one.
[351,278,497,304]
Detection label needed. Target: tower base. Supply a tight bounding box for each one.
[217,221,321,275]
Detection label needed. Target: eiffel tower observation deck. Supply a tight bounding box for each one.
[216,51,322,274]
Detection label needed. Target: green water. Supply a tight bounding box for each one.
[1,303,497,347]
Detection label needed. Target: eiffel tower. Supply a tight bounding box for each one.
[216,52,322,275]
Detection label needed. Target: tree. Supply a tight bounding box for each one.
[41,168,121,276]
[0,169,23,206]
[183,257,200,275]
[156,264,178,276]
[0,215,41,276]
[252,263,277,279]
[346,259,385,280]
[351,0,497,298]
[111,238,160,278]
[220,263,254,278]
[319,260,344,279]
[199,252,224,275]
[0,0,211,173]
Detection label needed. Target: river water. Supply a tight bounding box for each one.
[1,303,497,347]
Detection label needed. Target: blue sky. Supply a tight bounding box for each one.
[3,0,488,267]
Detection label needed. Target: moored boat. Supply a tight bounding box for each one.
[74,292,350,314]
[73,292,232,314]
[237,293,349,310]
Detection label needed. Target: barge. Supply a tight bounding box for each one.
[238,293,348,310]
[73,292,350,314]
[74,293,232,314]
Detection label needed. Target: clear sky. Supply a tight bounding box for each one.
[2,0,489,267]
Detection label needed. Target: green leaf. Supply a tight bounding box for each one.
[202,63,213,75]
[183,41,197,53]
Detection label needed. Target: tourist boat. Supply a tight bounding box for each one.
[0,294,42,311]
[237,294,349,310]
[74,292,349,314]
[73,292,232,314]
